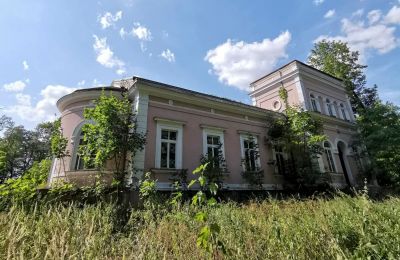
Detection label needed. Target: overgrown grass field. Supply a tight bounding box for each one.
[1,195,399,259]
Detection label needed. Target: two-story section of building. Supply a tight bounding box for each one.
[249,60,362,187]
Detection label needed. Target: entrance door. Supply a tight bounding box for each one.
[337,142,351,187]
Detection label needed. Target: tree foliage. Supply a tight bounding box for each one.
[0,118,57,182]
[308,40,373,112]
[357,101,400,186]
[0,159,51,208]
[269,88,326,185]
[81,90,146,184]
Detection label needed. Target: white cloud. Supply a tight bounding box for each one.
[314,0,324,6]
[160,49,175,62]
[324,9,335,19]
[15,93,31,105]
[93,35,126,75]
[22,60,29,70]
[92,79,103,86]
[315,7,399,61]
[352,9,364,17]
[5,85,76,123]
[3,80,27,92]
[205,31,291,91]
[132,23,152,41]
[385,5,400,24]
[367,10,382,24]
[99,11,122,29]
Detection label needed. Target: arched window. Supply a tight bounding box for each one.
[310,94,320,112]
[325,99,336,117]
[323,141,336,173]
[71,123,95,171]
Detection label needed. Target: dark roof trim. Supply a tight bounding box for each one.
[250,59,343,85]
[132,77,279,116]
[73,86,122,93]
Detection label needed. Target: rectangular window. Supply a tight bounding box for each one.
[155,121,183,169]
[240,135,260,172]
[160,130,177,168]
[311,99,318,112]
[273,145,285,175]
[202,128,225,159]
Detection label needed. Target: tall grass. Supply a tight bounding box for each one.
[1,195,399,259]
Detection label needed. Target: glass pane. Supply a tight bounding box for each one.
[250,150,256,171]
[161,130,168,140]
[207,147,213,156]
[169,143,176,168]
[161,142,168,168]
[169,131,177,141]
[249,141,254,149]
[213,136,220,145]
[244,140,249,149]
[213,147,219,157]
[207,135,213,145]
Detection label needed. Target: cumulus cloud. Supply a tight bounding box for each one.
[315,7,400,61]
[98,11,122,29]
[5,85,77,123]
[3,80,27,92]
[205,31,291,91]
[22,60,29,70]
[324,9,336,19]
[93,35,126,75]
[385,5,400,24]
[314,0,324,6]
[160,49,175,62]
[132,23,152,41]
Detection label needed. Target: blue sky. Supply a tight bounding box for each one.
[1,0,400,128]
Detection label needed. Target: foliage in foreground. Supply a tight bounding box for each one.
[1,195,400,259]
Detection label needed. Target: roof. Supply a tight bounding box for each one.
[132,76,278,116]
[250,59,344,85]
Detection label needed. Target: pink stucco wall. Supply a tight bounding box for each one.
[144,100,280,186]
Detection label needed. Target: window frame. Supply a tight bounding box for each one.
[155,122,183,169]
[202,128,225,159]
[309,94,321,112]
[70,120,95,171]
[239,134,261,172]
[325,98,337,117]
[323,141,336,173]
[272,144,286,175]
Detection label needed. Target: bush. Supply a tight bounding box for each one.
[0,159,51,209]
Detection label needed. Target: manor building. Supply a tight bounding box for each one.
[49,60,365,189]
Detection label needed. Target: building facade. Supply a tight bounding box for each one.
[49,60,365,189]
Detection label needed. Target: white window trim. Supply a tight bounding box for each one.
[309,93,321,112]
[323,141,337,173]
[239,134,261,172]
[155,122,183,169]
[202,128,225,158]
[272,144,287,175]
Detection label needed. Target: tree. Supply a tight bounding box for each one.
[308,40,375,112]
[0,116,56,183]
[357,100,400,186]
[269,88,326,186]
[81,90,146,185]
